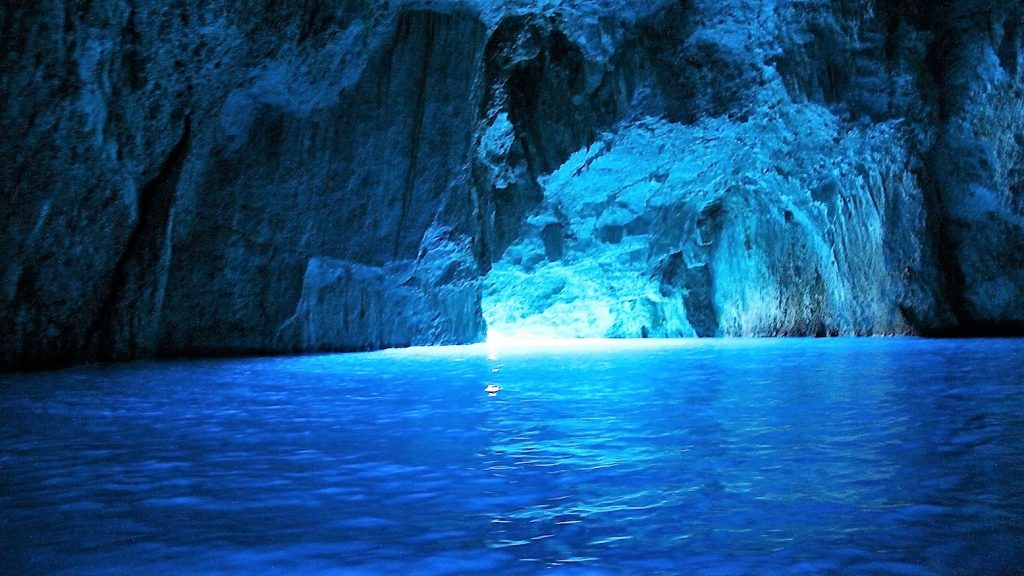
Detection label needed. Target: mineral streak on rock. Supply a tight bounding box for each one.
[1,1,1021,368]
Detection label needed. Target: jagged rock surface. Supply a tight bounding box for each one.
[1,0,1021,368]
[482,0,1023,338]
[1,2,491,367]
[485,111,942,338]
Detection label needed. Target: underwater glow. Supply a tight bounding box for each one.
[483,331,696,361]
[485,331,620,350]
[3,338,1023,574]
[484,330,581,360]
[2,336,1024,569]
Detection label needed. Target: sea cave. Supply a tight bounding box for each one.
[2,1,1024,574]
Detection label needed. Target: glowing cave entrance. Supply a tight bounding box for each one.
[479,121,708,341]
[481,110,924,340]
[481,258,694,341]
[478,120,708,341]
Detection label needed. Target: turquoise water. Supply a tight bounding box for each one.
[2,338,1023,575]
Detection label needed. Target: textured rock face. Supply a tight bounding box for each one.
[485,112,940,338]
[922,2,1024,333]
[482,0,1024,338]
[1,0,1022,368]
[1,2,490,367]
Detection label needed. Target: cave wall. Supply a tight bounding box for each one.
[482,0,1024,338]
[1,0,1022,368]
[1,1,492,367]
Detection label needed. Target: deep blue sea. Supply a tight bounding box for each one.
[2,338,1023,575]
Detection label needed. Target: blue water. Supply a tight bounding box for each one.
[2,339,1023,575]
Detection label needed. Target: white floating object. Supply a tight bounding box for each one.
[484,384,502,394]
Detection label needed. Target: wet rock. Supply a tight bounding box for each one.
[1,0,1022,368]
[484,110,946,337]
[923,2,1024,334]
[484,0,1021,338]
[1,2,490,367]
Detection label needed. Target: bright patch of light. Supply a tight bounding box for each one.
[485,330,696,360]
[485,330,592,355]
[487,330,593,348]
[367,334,710,364]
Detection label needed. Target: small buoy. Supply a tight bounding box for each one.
[484,384,502,394]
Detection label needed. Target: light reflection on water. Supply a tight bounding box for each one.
[2,338,1023,575]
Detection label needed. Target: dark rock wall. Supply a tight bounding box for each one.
[1,2,489,368]
[921,2,1024,334]
[1,0,1021,368]
[160,9,488,358]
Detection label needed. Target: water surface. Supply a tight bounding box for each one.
[2,338,1023,575]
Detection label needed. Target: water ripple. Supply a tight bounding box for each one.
[1,338,1023,574]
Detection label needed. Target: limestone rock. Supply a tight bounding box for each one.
[2,0,1022,369]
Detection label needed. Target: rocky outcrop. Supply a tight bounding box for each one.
[484,112,945,338]
[483,0,1023,338]
[921,2,1024,334]
[1,0,1022,368]
[275,226,484,352]
[1,3,491,367]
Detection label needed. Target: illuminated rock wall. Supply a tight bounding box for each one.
[1,1,1021,367]
[481,0,1024,338]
